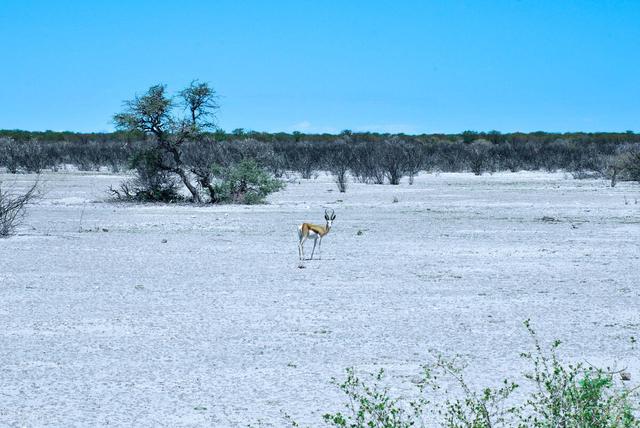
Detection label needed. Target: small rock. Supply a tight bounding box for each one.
[102,228,109,232]
[135,284,144,290]
[393,196,399,203]
[621,371,631,381]
[161,239,168,243]
[356,230,363,236]
[410,375,426,385]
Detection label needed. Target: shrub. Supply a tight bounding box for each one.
[0,138,51,173]
[468,139,493,176]
[320,368,427,428]
[286,141,320,179]
[0,179,40,237]
[380,138,408,185]
[211,159,283,204]
[0,137,20,173]
[327,141,352,192]
[290,321,639,427]
[351,141,385,184]
[19,140,50,173]
[624,151,640,183]
[109,149,181,202]
[520,320,638,428]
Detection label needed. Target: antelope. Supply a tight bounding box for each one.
[298,209,335,260]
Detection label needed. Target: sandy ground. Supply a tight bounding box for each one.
[1,170,639,427]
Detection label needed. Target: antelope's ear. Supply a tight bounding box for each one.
[331,214,336,220]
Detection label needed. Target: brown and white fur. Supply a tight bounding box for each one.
[298,209,335,260]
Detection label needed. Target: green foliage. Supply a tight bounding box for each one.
[423,355,521,427]
[292,322,639,428]
[520,320,639,428]
[109,148,181,202]
[113,84,173,136]
[211,159,283,204]
[179,80,219,129]
[322,368,427,428]
[112,82,223,203]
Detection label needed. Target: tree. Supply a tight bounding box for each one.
[179,80,219,128]
[462,130,479,144]
[487,130,503,144]
[114,83,220,203]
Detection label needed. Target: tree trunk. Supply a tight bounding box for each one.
[176,168,201,203]
[161,141,202,203]
[610,167,619,187]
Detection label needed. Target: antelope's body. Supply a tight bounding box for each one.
[298,209,335,260]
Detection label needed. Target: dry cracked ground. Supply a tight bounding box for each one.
[1,170,639,426]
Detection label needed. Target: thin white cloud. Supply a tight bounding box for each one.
[286,121,340,134]
[283,121,419,134]
[353,123,419,134]
[290,120,312,131]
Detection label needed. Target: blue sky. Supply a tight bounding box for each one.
[0,1,638,133]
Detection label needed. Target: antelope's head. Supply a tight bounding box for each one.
[324,208,336,229]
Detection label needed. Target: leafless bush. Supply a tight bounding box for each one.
[623,150,640,183]
[0,179,40,237]
[19,140,50,173]
[0,138,24,173]
[468,139,493,175]
[327,140,352,192]
[380,138,408,185]
[404,141,428,184]
[351,142,385,184]
[286,141,320,179]
[3,130,639,183]
[0,138,56,173]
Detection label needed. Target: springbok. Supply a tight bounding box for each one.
[298,209,335,260]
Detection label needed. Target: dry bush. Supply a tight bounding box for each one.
[0,179,40,237]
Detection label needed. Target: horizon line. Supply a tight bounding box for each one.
[0,128,637,136]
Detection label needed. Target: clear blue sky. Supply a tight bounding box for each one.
[1,0,638,134]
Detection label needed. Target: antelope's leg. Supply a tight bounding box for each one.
[299,236,306,261]
[318,237,322,260]
[310,238,317,260]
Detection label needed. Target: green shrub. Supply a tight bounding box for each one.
[321,368,427,428]
[109,148,181,202]
[211,159,283,204]
[290,321,639,428]
[520,320,638,428]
